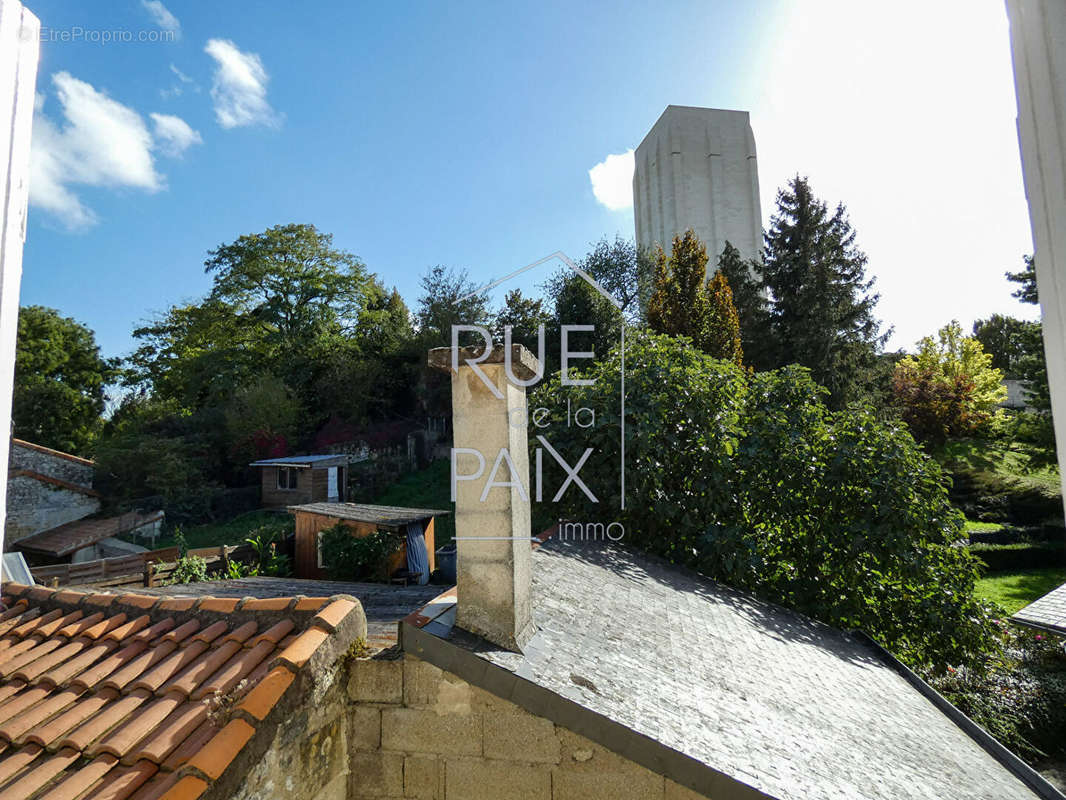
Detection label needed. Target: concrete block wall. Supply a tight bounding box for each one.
[341,654,709,800]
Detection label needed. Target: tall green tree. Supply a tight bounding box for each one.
[493,289,553,353]
[704,270,743,366]
[415,265,493,346]
[13,306,117,454]
[1006,254,1038,305]
[759,176,889,407]
[972,314,1038,375]
[548,273,624,374]
[647,230,710,341]
[1006,254,1054,444]
[716,241,772,370]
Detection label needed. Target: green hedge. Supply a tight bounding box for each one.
[970,540,1066,571]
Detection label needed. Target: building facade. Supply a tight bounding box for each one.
[633,105,763,269]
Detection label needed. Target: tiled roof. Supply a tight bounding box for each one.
[0,582,365,800]
[406,539,1054,800]
[1013,580,1066,635]
[288,502,450,527]
[15,512,163,557]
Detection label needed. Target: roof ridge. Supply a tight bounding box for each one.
[11,439,95,467]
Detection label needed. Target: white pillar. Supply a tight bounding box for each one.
[429,344,538,652]
[0,0,40,562]
[1005,0,1066,520]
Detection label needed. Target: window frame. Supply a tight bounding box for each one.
[276,466,299,490]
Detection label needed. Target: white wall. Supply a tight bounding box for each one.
[633,105,763,267]
[0,0,40,563]
[1005,0,1066,519]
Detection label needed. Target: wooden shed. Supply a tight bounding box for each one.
[250,455,351,508]
[289,502,449,583]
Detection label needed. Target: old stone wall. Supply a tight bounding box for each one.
[234,651,708,800]
[4,475,99,544]
[10,440,94,485]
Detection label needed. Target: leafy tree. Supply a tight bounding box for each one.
[493,289,553,353]
[532,330,996,669]
[897,321,1005,414]
[972,314,1038,376]
[703,270,743,366]
[416,265,493,346]
[544,236,653,323]
[13,306,118,454]
[891,366,988,445]
[717,242,772,370]
[547,272,624,374]
[760,176,889,407]
[224,376,302,463]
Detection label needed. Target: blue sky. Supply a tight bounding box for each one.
[21,0,1036,361]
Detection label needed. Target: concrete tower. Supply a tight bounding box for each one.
[633,106,763,268]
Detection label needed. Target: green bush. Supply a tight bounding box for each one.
[532,330,998,669]
[319,523,400,582]
[170,554,208,584]
[970,541,1066,571]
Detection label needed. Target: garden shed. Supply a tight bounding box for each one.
[250,454,351,507]
[289,502,449,583]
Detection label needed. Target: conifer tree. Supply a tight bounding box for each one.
[760,176,889,406]
[647,230,709,339]
[704,270,743,366]
[716,241,771,369]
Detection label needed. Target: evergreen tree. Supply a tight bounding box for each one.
[716,241,772,369]
[647,230,711,341]
[1006,254,1054,444]
[1006,254,1038,305]
[760,176,889,407]
[704,270,743,366]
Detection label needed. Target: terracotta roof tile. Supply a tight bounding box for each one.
[184,719,254,780]
[151,774,206,800]
[0,582,358,800]
[37,754,118,800]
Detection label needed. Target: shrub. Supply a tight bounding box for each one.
[532,329,998,669]
[170,554,208,584]
[892,365,988,445]
[970,541,1066,571]
[319,523,400,582]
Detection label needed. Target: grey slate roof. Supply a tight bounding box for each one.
[288,502,450,528]
[1013,580,1066,634]
[409,539,1051,800]
[248,454,348,467]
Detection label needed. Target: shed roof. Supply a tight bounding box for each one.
[1012,580,1066,635]
[288,502,450,527]
[404,537,1057,800]
[0,582,364,800]
[15,511,163,558]
[247,455,348,468]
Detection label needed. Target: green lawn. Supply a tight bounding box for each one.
[372,460,455,545]
[965,519,1005,534]
[975,568,1066,615]
[158,510,293,551]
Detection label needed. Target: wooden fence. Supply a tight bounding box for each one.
[30,544,255,589]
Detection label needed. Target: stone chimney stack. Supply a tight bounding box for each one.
[429,344,538,652]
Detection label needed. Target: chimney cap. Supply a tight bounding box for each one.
[428,344,541,381]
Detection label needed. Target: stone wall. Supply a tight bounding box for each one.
[6,440,99,543]
[231,651,709,800]
[10,440,94,485]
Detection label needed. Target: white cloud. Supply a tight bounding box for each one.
[204,39,281,129]
[747,0,1036,350]
[150,113,202,157]
[170,63,194,85]
[30,72,162,230]
[160,63,199,99]
[141,0,180,35]
[589,149,635,211]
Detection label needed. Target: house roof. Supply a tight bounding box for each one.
[402,537,1057,800]
[11,440,94,468]
[288,502,450,528]
[136,576,442,653]
[247,455,348,468]
[15,512,164,558]
[1012,580,1066,635]
[0,582,364,800]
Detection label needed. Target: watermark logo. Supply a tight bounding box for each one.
[448,252,628,543]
